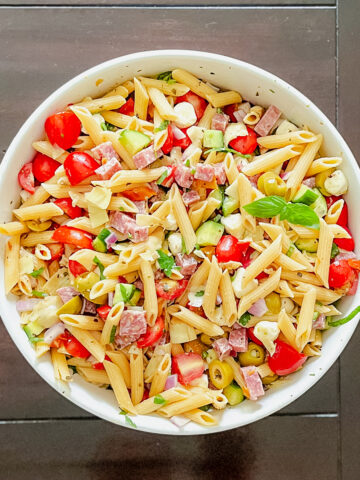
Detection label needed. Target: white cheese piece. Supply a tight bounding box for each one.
[276,119,298,135]
[253,321,280,356]
[85,186,111,210]
[324,169,348,195]
[29,296,63,329]
[19,254,34,275]
[163,213,178,231]
[189,374,209,388]
[221,213,244,239]
[174,102,197,128]
[224,122,248,146]
[88,204,108,228]
[186,126,205,147]
[168,232,183,255]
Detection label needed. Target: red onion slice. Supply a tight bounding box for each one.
[171,124,186,140]
[43,322,66,345]
[165,374,178,390]
[248,298,268,317]
[16,298,41,312]
[104,232,118,248]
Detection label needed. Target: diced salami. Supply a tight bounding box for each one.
[194,164,214,182]
[313,313,326,329]
[213,338,232,361]
[115,333,139,350]
[119,310,147,337]
[91,141,120,162]
[154,270,165,281]
[182,190,200,206]
[133,200,146,214]
[174,164,194,189]
[134,279,144,292]
[213,163,226,185]
[241,366,265,401]
[95,157,122,180]
[254,105,281,137]
[133,146,157,170]
[109,211,149,243]
[175,254,198,276]
[229,327,248,353]
[81,299,97,315]
[211,113,229,133]
[57,287,79,304]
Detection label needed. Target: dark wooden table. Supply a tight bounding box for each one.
[0,1,359,478]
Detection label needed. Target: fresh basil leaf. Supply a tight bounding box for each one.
[204,147,251,158]
[156,71,176,84]
[157,250,177,277]
[331,242,339,259]
[243,195,286,218]
[154,394,167,405]
[93,256,105,280]
[239,312,252,326]
[154,120,169,133]
[30,267,44,278]
[328,305,360,327]
[199,404,211,412]
[109,325,117,343]
[120,283,131,302]
[32,290,48,298]
[281,203,320,229]
[195,290,205,297]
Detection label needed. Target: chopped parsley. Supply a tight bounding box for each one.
[185,159,190,167]
[195,290,205,297]
[101,121,117,132]
[216,108,223,114]
[154,394,167,405]
[239,311,252,326]
[93,256,105,280]
[156,71,176,84]
[157,250,179,277]
[154,120,169,132]
[30,267,44,278]
[32,290,48,298]
[119,409,137,428]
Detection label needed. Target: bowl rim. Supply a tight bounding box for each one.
[1,49,359,435]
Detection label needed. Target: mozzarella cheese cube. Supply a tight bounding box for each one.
[253,321,280,356]
[174,102,197,128]
[221,213,244,239]
[324,170,348,196]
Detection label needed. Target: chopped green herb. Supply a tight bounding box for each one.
[154,394,167,405]
[128,233,133,239]
[101,121,116,132]
[239,311,252,326]
[154,120,169,132]
[190,168,196,175]
[195,290,205,297]
[216,108,223,114]
[199,404,211,412]
[118,206,125,211]
[93,256,105,280]
[185,159,190,167]
[30,267,44,278]
[156,169,169,185]
[286,244,295,257]
[32,290,48,298]
[204,147,251,158]
[269,89,275,93]
[202,350,208,359]
[313,311,319,321]
[109,325,117,343]
[328,305,360,327]
[119,409,137,428]
[330,242,339,259]
[181,236,187,254]
[195,243,200,250]
[156,71,176,84]
[157,249,177,277]
[254,146,261,156]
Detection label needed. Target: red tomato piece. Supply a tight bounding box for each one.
[92,355,111,370]
[18,162,35,194]
[325,195,342,208]
[215,235,250,263]
[187,304,206,318]
[175,92,207,120]
[172,352,205,385]
[161,125,174,155]
[337,201,348,227]
[47,243,64,261]
[247,327,264,346]
[155,279,188,300]
[121,185,158,201]
[45,111,81,150]
[329,259,354,289]
[52,226,94,249]
[68,259,88,277]
[137,316,165,348]
[229,126,258,155]
[256,271,269,281]
[268,340,306,376]
[32,153,61,183]
[50,330,70,348]
[64,152,99,186]
[54,198,83,219]
[142,389,150,401]
[97,305,112,320]
[241,246,255,268]
[66,335,90,358]
[223,103,240,123]
[334,226,355,251]
[173,128,191,150]
[118,97,134,116]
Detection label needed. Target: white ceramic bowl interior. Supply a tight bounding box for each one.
[0,50,359,435]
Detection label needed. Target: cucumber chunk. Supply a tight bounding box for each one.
[119,129,151,156]
[196,221,224,246]
[293,184,319,205]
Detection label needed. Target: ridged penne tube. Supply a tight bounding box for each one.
[32,140,65,160]
[70,106,106,145]
[103,258,141,278]
[238,173,256,232]
[20,186,51,208]
[60,314,104,331]
[77,367,110,385]
[206,90,242,108]
[96,167,166,190]
[18,274,32,295]
[281,270,323,286]
[34,244,51,261]
[224,153,239,184]
[13,203,63,222]
[257,362,275,378]
[90,279,118,299]
[325,199,344,224]
[223,357,249,397]
[278,309,299,351]
[69,249,118,271]
[147,87,178,121]
[138,76,190,96]
[134,77,149,120]
[243,105,264,126]
[103,360,136,414]
[67,357,91,368]
[140,260,158,326]
[197,103,216,129]
[41,183,92,199]
[202,197,222,223]
[305,157,342,177]
[106,351,131,388]
[157,392,212,418]
[328,224,351,239]
[184,409,218,426]
[169,184,197,253]
[100,302,123,345]
[178,257,211,306]
[136,387,190,415]
[66,325,105,362]
[314,219,333,288]
[238,268,281,317]
[172,69,216,99]
[286,134,322,200]
[219,270,237,326]
[0,221,29,236]
[35,342,50,358]
[276,253,308,272]
[130,347,144,406]
[168,305,224,337]
[149,354,171,397]
[203,257,222,321]
[101,111,154,131]
[188,202,207,231]
[296,287,316,351]
[103,84,128,98]
[257,130,316,149]
[242,236,282,287]
[153,128,168,151]
[66,217,103,236]
[4,235,20,294]
[242,144,304,176]
[292,282,342,304]
[74,95,126,113]
[51,349,71,382]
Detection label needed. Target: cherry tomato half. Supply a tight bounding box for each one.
[334,226,355,251]
[229,126,258,155]
[137,316,165,348]
[32,153,61,183]
[118,97,134,116]
[54,198,83,219]
[337,201,348,227]
[68,259,88,277]
[18,162,35,194]
[47,243,64,261]
[175,92,207,120]
[161,125,174,155]
[248,327,263,346]
[215,235,250,263]
[329,259,355,289]
[45,111,81,150]
[64,152,99,186]
[172,352,205,385]
[97,305,112,321]
[155,279,188,300]
[52,226,94,249]
[50,330,70,349]
[121,185,158,201]
[173,128,191,150]
[268,340,306,376]
[66,335,90,358]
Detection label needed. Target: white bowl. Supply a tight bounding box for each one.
[0,50,359,435]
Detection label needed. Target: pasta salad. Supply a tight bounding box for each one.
[1,68,359,429]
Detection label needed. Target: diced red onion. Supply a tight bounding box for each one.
[248,298,268,317]
[165,374,178,390]
[335,252,357,262]
[233,109,246,122]
[108,291,114,307]
[170,415,191,428]
[16,298,41,312]
[302,177,316,188]
[171,124,186,140]
[104,232,118,248]
[43,322,65,345]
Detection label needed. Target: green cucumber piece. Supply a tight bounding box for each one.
[23,320,43,338]
[223,382,244,406]
[222,195,238,217]
[92,236,107,253]
[293,184,319,205]
[114,283,136,304]
[294,238,318,253]
[209,188,224,204]
[203,130,224,149]
[310,188,327,218]
[196,221,224,247]
[118,129,151,156]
